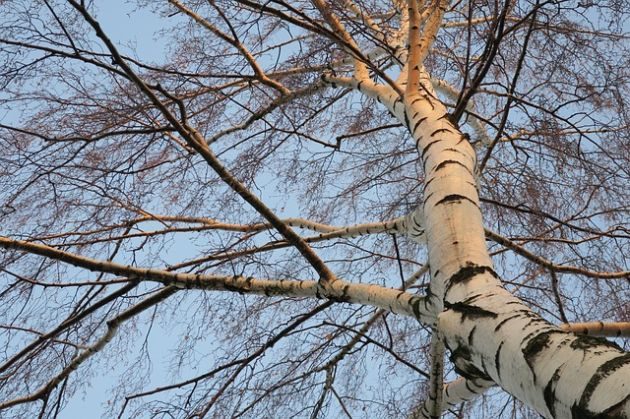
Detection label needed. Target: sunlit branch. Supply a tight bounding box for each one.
[414,329,446,419]
[0,236,435,323]
[168,0,289,95]
[406,0,447,94]
[410,376,495,418]
[561,322,630,338]
[311,0,369,80]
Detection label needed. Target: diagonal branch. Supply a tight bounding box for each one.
[410,376,495,418]
[0,236,435,323]
[168,0,289,95]
[66,0,337,289]
[406,0,447,94]
[311,0,369,80]
[485,230,630,279]
[0,286,177,410]
[561,322,630,338]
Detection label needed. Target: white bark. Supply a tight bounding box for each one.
[0,236,435,324]
[399,86,630,417]
[325,66,630,416]
[410,376,495,418]
[561,322,630,338]
[321,54,630,415]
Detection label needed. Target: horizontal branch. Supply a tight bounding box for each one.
[0,236,435,324]
[561,321,630,338]
[33,215,410,250]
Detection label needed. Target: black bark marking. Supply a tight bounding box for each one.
[413,116,429,134]
[224,281,245,294]
[544,365,563,418]
[468,326,477,347]
[423,192,435,204]
[432,159,472,175]
[445,301,498,322]
[522,331,565,381]
[329,285,351,303]
[494,312,528,332]
[570,334,623,352]
[520,321,555,347]
[457,133,471,144]
[450,345,492,381]
[443,147,469,157]
[572,353,630,418]
[495,342,503,382]
[431,128,454,137]
[404,109,410,129]
[572,395,630,419]
[423,176,437,192]
[411,97,423,105]
[435,194,479,208]
[465,380,475,393]
[411,296,426,321]
[445,385,452,403]
[421,140,441,163]
[460,293,486,305]
[447,263,498,291]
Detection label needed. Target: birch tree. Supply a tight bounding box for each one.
[0,0,629,417]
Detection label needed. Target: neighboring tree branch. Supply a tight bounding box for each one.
[485,230,630,279]
[0,286,177,410]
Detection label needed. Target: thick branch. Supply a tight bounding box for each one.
[0,236,435,324]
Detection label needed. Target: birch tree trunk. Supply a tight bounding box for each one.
[335,71,630,416]
[403,89,630,418]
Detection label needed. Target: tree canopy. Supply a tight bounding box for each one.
[0,0,629,418]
